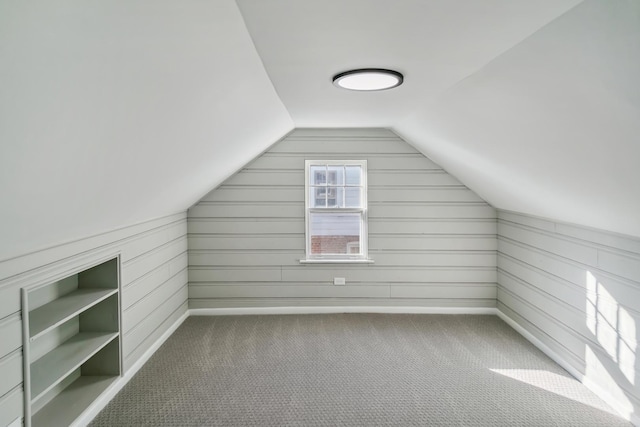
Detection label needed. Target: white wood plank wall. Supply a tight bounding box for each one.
[497,210,640,418]
[188,128,497,309]
[0,213,188,426]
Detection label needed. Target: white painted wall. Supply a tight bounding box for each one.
[0,213,188,426]
[188,129,497,309]
[497,210,640,423]
[0,0,293,261]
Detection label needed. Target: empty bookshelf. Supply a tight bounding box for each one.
[21,256,122,427]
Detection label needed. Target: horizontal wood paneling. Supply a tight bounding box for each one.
[499,272,638,353]
[188,251,496,268]
[122,252,188,310]
[123,300,187,372]
[369,204,496,219]
[190,267,282,283]
[188,128,497,310]
[369,188,483,203]
[497,210,640,415]
[189,236,302,251]
[189,266,497,284]
[391,284,496,299]
[188,219,305,235]
[0,315,21,361]
[123,270,189,329]
[370,236,496,251]
[369,219,497,235]
[279,267,497,284]
[0,387,22,427]
[189,284,391,299]
[499,221,599,265]
[187,218,497,236]
[247,153,444,171]
[188,203,303,218]
[189,298,496,309]
[122,286,188,369]
[269,138,419,154]
[189,284,497,300]
[0,351,21,398]
[0,213,188,425]
[205,187,482,203]
[121,236,188,284]
[367,172,465,187]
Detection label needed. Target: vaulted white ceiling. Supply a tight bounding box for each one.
[237,0,582,127]
[2,0,639,260]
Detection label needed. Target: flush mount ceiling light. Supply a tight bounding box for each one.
[332,68,403,91]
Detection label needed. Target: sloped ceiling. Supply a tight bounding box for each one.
[397,0,640,238]
[238,0,640,238]
[2,0,639,260]
[0,0,293,260]
[237,0,582,127]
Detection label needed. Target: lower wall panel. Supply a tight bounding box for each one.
[0,315,21,367]
[0,388,22,427]
[188,283,496,300]
[189,297,496,310]
[190,266,497,284]
[0,212,188,426]
[124,299,188,370]
[497,210,640,420]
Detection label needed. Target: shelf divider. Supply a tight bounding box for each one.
[30,332,118,402]
[29,288,117,340]
[31,376,118,427]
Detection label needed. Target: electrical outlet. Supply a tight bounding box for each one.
[333,277,346,285]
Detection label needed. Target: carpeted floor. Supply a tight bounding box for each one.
[91,314,630,426]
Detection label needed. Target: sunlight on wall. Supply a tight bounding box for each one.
[586,271,637,386]
[584,346,634,418]
[490,368,620,414]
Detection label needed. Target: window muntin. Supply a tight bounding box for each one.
[305,160,368,260]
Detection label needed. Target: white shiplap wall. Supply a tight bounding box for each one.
[497,210,640,421]
[188,128,497,309]
[0,213,188,427]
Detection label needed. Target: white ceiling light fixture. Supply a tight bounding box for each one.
[332,68,403,91]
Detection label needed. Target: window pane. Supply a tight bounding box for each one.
[345,166,361,186]
[311,166,327,186]
[345,187,361,208]
[326,187,344,208]
[310,213,361,255]
[327,166,343,185]
[310,186,326,207]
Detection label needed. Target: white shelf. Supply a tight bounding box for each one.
[22,256,122,427]
[29,288,117,340]
[32,376,118,427]
[30,332,118,402]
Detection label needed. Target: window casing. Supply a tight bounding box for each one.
[304,160,369,262]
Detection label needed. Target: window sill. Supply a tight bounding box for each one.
[299,259,375,264]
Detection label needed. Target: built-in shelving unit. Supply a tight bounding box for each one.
[22,256,122,427]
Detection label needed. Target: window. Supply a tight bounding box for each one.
[303,160,371,262]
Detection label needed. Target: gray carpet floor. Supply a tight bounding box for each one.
[91,314,630,426]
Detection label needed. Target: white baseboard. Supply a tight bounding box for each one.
[72,311,189,427]
[190,306,498,316]
[496,310,638,426]
[495,310,584,380]
[7,417,21,427]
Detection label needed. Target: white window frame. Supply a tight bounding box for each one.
[301,160,373,264]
